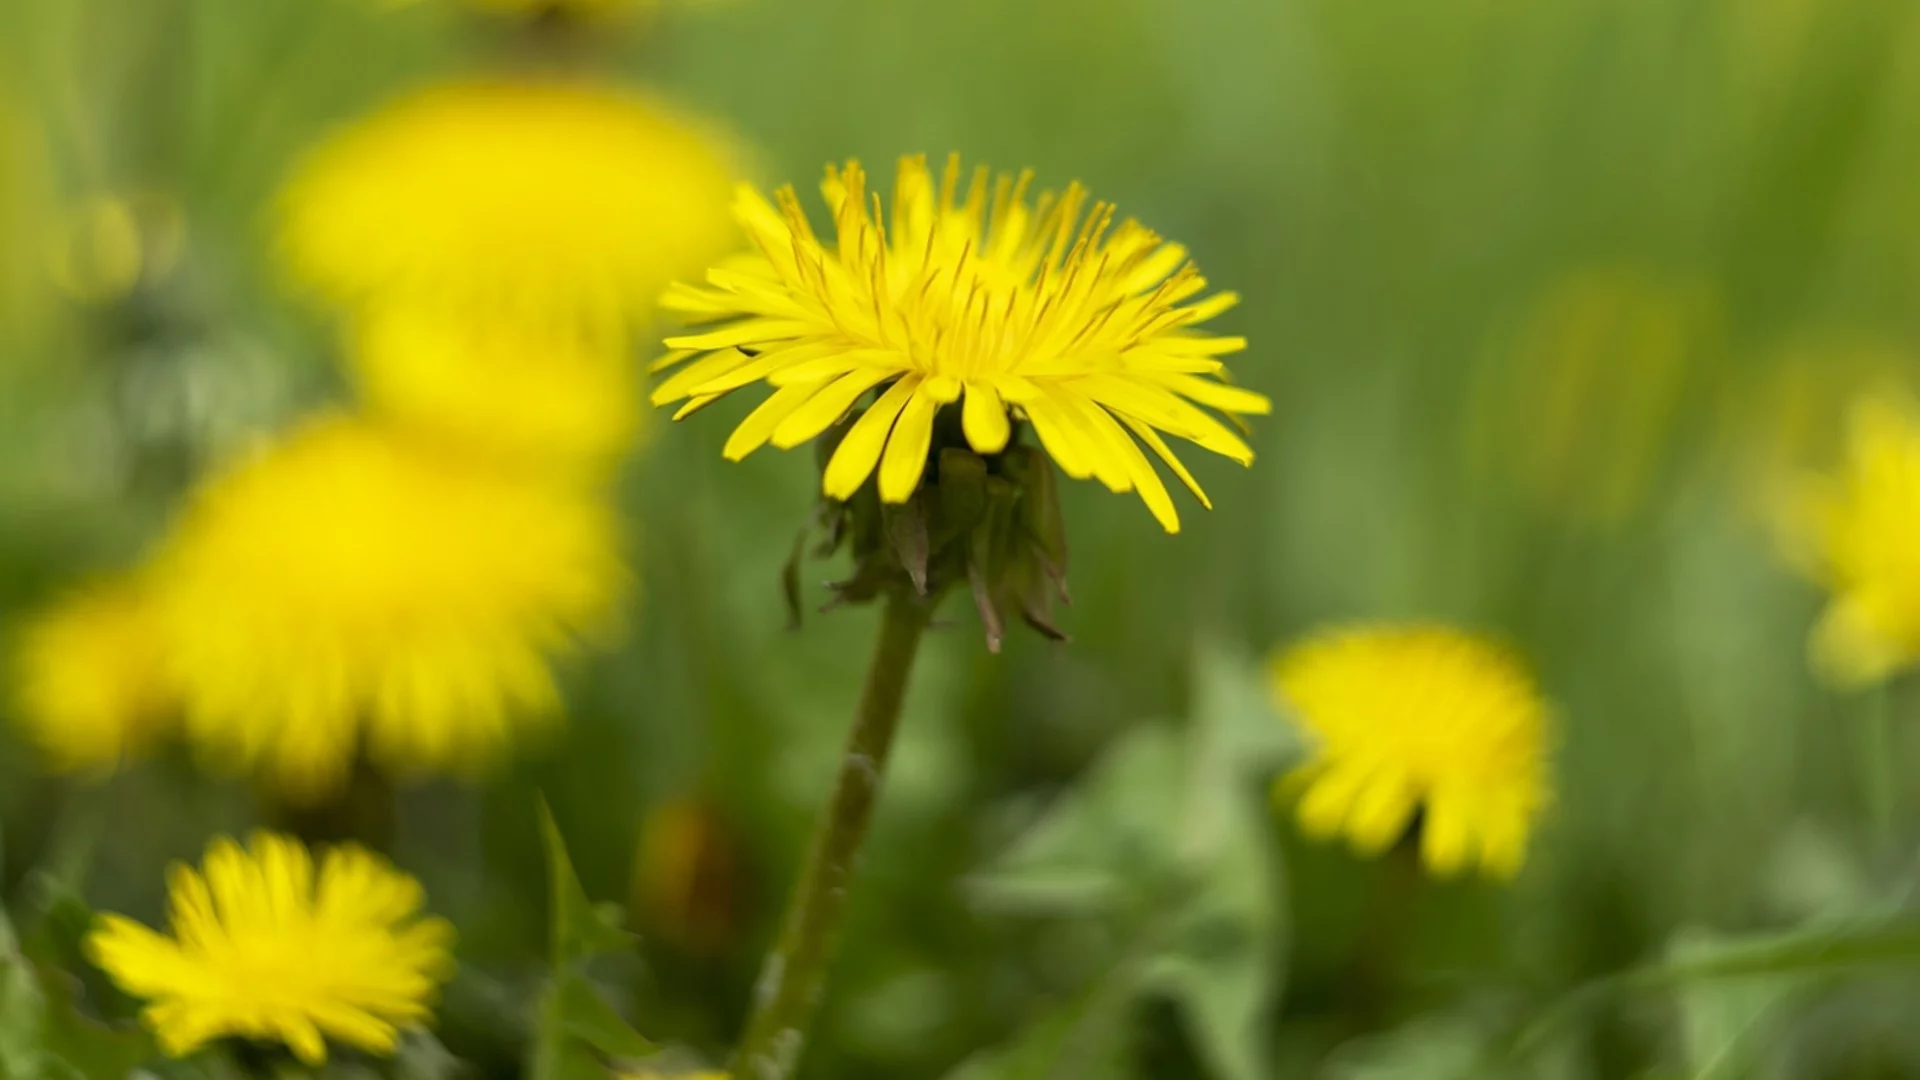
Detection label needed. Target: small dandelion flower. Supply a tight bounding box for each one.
[8,579,169,770]
[1777,393,1920,687]
[1270,624,1552,879]
[149,414,627,798]
[652,154,1269,532]
[351,305,645,470]
[87,831,454,1064]
[277,79,739,333]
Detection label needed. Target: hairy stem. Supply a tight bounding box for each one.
[731,590,933,1080]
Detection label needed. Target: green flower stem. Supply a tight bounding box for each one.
[732,589,934,1080]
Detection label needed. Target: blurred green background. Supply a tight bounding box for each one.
[7,0,1920,1076]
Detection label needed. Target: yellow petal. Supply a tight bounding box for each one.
[962,381,1011,454]
[1344,775,1416,855]
[1072,398,1179,532]
[878,386,941,502]
[823,377,921,499]
[770,367,898,449]
[1119,416,1212,510]
[724,381,830,461]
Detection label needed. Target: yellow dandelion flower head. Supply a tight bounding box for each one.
[1270,623,1552,879]
[350,305,645,470]
[653,154,1269,532]
[1778,392,1920,687]
[88,831,453,1064]
[150,414,628,798]
[8,578,169,771]
[277,79,740,332]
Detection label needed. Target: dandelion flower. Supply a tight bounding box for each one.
[149,414,627,798]
[350,305,644,470]
[88,832,453,1064]
[1777,393,1920,687]
[1270,624,1551,878]
[652,154,1269,532]
[8,579,169,770]
[277,79,739,333]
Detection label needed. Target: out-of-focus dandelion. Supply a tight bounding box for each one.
[278,79,738,336]
[148,414,627,799]
[1775,393,1920,687]
[351,306,644,471]
[1473,267,1720,526]
[87,831,454,1064]
[1269,623,1552,879]
[653,153,1268,533]
[8,579,170,771]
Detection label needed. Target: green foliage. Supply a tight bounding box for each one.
[959,644,1292,1080]
[12,0,1920,1075]
[0,885,149,1080]
[531,799,658,1080]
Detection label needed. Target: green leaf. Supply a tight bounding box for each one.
[1666,929,1796,1079]
[1630,916,1920,986]
[531,800,653,1080]
[1141,785,1283,1080]
[943,981,1134,1080]
[0,887,151,1080]
[554,975,655,1060]
[964,644,1293,1080]
[537,797,633,968]
[1179,636,1297,867]
[967,726,1187,917]
[1323,1014,1500,1080]
[0,928,48,1080]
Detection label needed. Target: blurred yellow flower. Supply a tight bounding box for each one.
[277,79,739,335]
[8,579,170,771]
[1270,624,1551,879]
[150,414,628,798]
[351,306,643,471]
[653,154,1267,532]
[1474,268,1719,525]
[88,831,453,1064]
[1777,393,1920,687]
